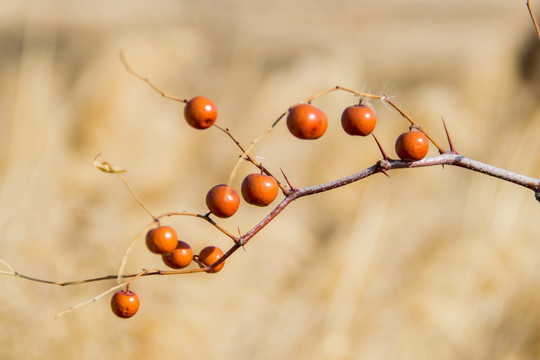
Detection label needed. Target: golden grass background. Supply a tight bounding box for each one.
[1,1,540,359]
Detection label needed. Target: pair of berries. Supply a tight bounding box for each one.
[205,173,279,218]
[286,103,377,140]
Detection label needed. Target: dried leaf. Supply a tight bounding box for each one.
[93,154,127,173]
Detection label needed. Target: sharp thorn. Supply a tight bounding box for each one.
[442,117,458,154]
[372,134,390,161]
[280,168,296,191]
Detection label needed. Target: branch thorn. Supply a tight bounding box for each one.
[442,117,458,154]
[280,168,296,191]
[372,134,390,161]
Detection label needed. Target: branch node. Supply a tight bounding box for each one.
[238,236,247,247]
[377,159,392,176]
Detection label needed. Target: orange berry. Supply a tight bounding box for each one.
[395,130,429,161]
[161,240,193,269]
[183,96,217,129]
[205,184,240,218]
[146,226,178,254]
[286,103,328,139]
[241,173,279,207]
[110,289,140,319]
[198,246,225,273]
[341,105,377,136]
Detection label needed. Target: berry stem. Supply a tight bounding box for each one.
[156,211,240,243]
[213,124,290,195]
[381,97,447,153]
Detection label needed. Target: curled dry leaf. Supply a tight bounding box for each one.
[93,154,127,173]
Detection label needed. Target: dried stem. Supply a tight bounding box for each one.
[55,269,157,318]
[119,51,188,103]
[213,123,290,195]
[527,0,540,38]
[155,211,239,243]
[94,154,155,219]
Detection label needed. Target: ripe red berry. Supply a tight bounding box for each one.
[395,130,429,161]
[161,240,193,269]
[341,105,377,136]
[205,184,240,218]
[183,96,217,129]
[241,173,279,207]
[286,103,328,139]
[110,289,140,319]
[198,246,225,273]
[146,226,178,254]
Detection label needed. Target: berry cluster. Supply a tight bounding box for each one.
[111,224,226,318]
[145,224,225,274]
[285,100,429,161]
[109,91,433,319]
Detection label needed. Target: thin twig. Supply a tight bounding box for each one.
[527,0,540,39]
[294,85,447,153]
[94,154,155,219]
[213,124,289,195]
[116,220,156,284]
[156,211,239,242]
[55,269,155,318]
[382,97,446,153]
[119,51,188,103]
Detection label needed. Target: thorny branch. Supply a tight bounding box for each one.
[4,19,540,315]
[2,152,539,286]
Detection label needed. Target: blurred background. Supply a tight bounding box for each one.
[1,0,540,359]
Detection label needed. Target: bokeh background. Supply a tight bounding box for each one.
[1,0,540,359]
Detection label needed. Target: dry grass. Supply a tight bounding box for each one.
[1,1,539,359]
